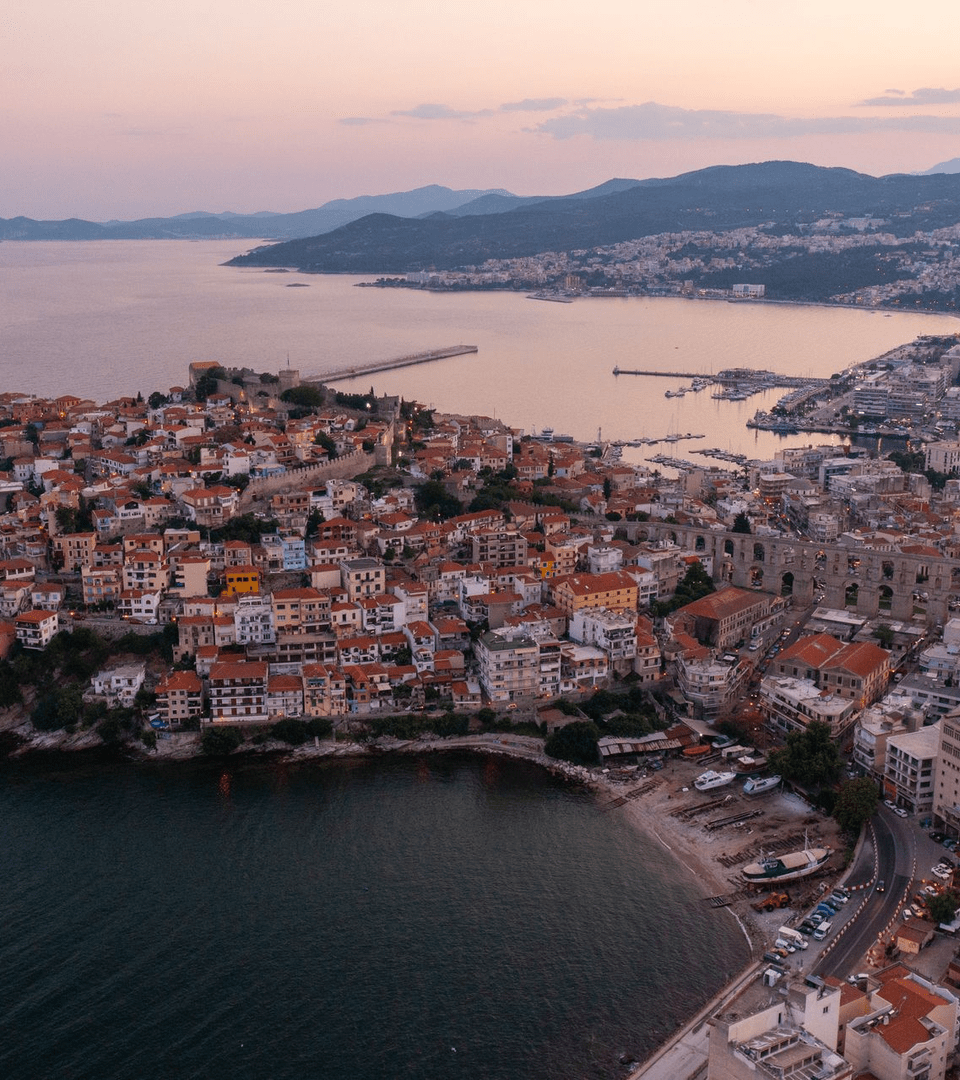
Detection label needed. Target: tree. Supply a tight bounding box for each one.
[148,391,168,409]
[545,721,600,766]
[414,480,462,521]
[928,890,959,925]
[834,777,879,834]
[201,726,243,755]
[874,623,894,648]
[768,721,842,791]
[281,385,325,409]
[731,512,752,534]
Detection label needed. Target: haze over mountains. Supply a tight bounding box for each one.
[0,185,514,242]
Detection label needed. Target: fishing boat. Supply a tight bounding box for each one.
[741,839,831,884]
[693,769,737,792]
[743,774,781,796]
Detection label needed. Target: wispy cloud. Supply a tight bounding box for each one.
[860,86,960,107]
[390,103,492,120]
[533,101,960,141]
[499,97,567,112]
[338,117,384,126]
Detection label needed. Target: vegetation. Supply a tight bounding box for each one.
[544,721,601,766]
[768,721,842,791]
[833,777,879,835]
[927,890,960,925]
[731,512,752,534]
[651,561,715,618]
[280,385,325,409]
[413,480,462,521]
[201,726,244,755]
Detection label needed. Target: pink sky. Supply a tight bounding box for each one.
[6,0,960,219]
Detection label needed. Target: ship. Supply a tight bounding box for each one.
[693,769,737,792]
[743,774,781,796]
[741,841,832,884]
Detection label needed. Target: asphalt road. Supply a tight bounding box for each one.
[813,809,916,978]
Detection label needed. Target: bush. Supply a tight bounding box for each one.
[306,717,333,739]
[201,726,243,755]
[544,721,600,766]
[271,718,309,745]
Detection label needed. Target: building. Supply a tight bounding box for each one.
[883,723,940,814]
[340,557,386,601]
[760,675,860,739]
[475,630,540,704]
[551,570,639,618]
[15,609,59,650]
[670,587,777,650]
[155,670,204,725]
[207,661,269,724]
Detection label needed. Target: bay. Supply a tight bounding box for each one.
[0,752,746,1080]
[0,240,955,466]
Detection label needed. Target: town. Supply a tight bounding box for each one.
[371,213,960,310]
[11,345,960,1079]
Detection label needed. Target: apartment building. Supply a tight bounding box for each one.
[207,660,269,724]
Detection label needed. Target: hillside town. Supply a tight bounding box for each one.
[384,215,960,309]
[13,348,960,1075]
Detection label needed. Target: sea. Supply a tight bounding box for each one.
[0,750,747,1080]
[0,240,954,1077]
[0,240,954,470]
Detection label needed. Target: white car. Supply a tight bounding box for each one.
[894,807,908,818]
[884,799,896,810]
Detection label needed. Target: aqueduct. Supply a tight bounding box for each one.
[620,522,960,626]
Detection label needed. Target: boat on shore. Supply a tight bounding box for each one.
[741,842,831,884]
[693,769,737,792]
[743,774,781,796]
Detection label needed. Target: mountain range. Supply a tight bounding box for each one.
[0,185,514,242]
[226,161,960,273]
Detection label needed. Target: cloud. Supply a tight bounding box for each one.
[338,117,383,126]
[533,101,960,141]
[390,103,492,120]
[860,86,960,107]
[499,97,567,112]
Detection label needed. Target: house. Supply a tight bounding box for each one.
[90,662,146,707]
[207,660,269,723]
[15,609,59,650]
[155,670,204,725]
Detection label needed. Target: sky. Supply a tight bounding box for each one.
[5,0,960,220]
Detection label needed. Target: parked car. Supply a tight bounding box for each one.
[929,831,947,842]
[883,799,896,810]
[895,807,908,818]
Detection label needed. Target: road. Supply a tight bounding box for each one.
[813,809,916,978]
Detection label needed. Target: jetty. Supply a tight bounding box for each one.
[305,345,477,383]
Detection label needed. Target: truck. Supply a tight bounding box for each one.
[777,926,808,949]
[751,891,791,912]
[813,920,833,941]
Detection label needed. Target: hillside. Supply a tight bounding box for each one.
[225,162,960,273]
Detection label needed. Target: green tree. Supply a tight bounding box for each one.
[201,726,243,755]
[928,890,959,925]
[544,721,600,766]
[768,720,842,791]
[271,718,309,745]
[281,385,325,409]
[414,480,462,521]
[834,778,879,834]
[148,391,168,409]
[874,623,894,648]
[731,512,752,534]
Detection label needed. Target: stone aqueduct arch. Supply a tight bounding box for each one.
[622,522,960,626]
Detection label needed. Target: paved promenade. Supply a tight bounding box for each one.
[628,961,761,1080]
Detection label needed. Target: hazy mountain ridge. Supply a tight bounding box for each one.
[226,161,960,274]
[0,185,515,241]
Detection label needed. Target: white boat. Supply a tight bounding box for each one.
[743,775,781,796]
[694,769,737,792]
[741,843,831,884]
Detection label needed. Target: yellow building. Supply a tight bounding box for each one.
[223,564,261,596]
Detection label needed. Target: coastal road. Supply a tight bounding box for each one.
[813,810,915,978]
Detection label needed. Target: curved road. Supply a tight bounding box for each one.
[814,810,916,978]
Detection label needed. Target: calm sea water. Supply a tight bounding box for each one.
[0,240,955,466]
[0,751,746,1080]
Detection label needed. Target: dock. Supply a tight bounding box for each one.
[305,345,478,383]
